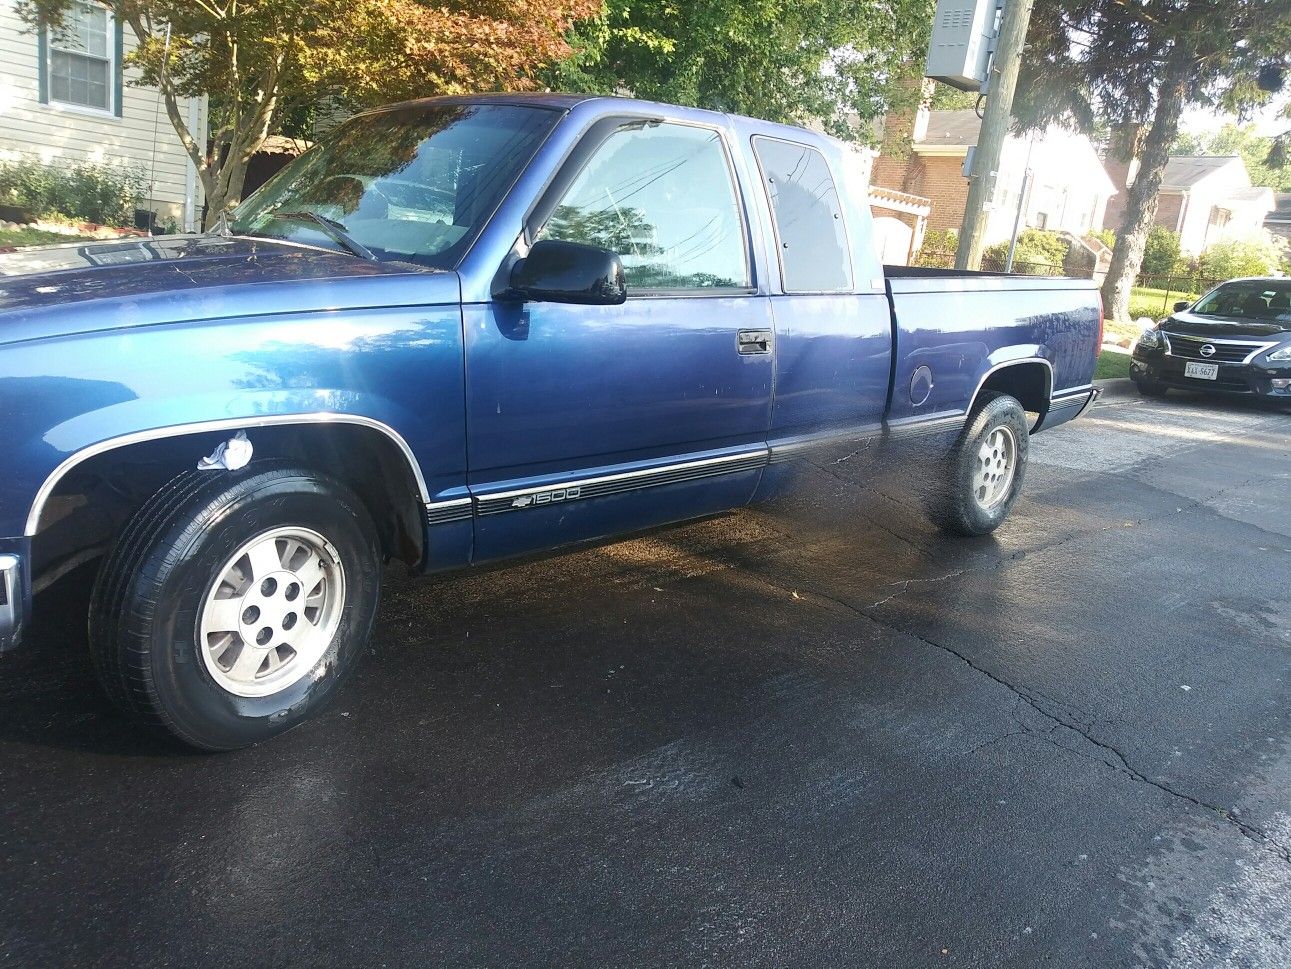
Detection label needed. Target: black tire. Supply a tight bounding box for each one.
[88,463,381,750]
[1133,376,1169,398]
[929,392,1030,537]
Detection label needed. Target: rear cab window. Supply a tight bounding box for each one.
[752,137,852,293]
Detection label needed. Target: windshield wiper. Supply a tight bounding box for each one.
[269,211,376,261]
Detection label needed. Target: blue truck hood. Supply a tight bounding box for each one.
[0,234,459,345]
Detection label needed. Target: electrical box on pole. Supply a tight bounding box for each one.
[925,0,1003,91]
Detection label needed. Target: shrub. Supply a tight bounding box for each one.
[1198,239,1281,280]
[913,227,957,268]
[983,228,1070,275]
[0,157,147,227]
[1140,227,1181,275]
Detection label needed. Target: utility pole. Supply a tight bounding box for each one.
[955,0,1035,271]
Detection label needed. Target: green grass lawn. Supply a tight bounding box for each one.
[1102,316,1144,346]
[1128,286,1198,322]
[0,227,95,248]
[1095,349,1131,381]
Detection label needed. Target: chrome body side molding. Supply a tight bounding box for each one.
[473,450,769,516]
[424,498,474,525]
[25,413,432,537]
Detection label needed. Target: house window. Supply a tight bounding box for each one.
[47,1,115,113]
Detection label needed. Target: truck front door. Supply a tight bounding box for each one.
[465,119,773,560]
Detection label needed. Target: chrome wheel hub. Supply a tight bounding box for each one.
[972,425,1017,511]
[198,527,345,698]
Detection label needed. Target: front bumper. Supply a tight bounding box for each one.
[1130,345,1291,398]
[0,543,29,651]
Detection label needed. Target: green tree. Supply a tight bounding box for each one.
[1017,1,1291,320]
[19,0,597,227]
[1140,227,1182,276]
[544,0,937,140]
[1175,123,1291,191]
[930,82,979,111]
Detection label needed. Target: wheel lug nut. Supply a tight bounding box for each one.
[282,612,297,630]
[256,627,273,646]
[260,578,278,597]
[242,605,260,624]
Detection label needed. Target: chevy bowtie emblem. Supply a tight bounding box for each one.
[1200,344,1216,357]
[511,486,580,509]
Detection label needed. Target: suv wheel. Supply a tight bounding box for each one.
[1133,375,1169,397]
[89,464,381,750]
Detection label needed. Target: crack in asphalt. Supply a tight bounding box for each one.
[866,570,965,609]
[758,574,1291,870]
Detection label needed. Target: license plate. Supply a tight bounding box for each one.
[1185,361,1219,380]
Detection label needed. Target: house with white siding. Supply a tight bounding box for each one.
[1103,154,1275,256]
[0,0,206,229]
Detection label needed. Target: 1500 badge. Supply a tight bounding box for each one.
[512,486,581,509]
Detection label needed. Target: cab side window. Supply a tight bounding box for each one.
[753,137,852,293]
[538,123,750,292]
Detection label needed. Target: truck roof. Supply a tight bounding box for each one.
[356,92,841,150]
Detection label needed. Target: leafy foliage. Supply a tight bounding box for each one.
[982,228,1070,274]
[930,83,979,111]
[912,227,957,267]
[0,158,147,226]
[1198,239,1282,280]
[18,0,598,225]
[1174,123,1291,191]
[1140,227,1182,276]
[544,0,938,140]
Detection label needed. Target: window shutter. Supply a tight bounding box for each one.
[37,26,49,104]
[113,18,124,117]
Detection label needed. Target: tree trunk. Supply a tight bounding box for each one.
[1101,57,1192,321]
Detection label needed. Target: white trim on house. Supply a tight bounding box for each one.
[45,0,115,116]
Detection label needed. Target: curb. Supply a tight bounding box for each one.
[1094,377,1136,399]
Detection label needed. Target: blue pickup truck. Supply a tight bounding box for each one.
[0,94,1102,748]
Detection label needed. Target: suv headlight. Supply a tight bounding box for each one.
[1137,328,1164,350]
[1268,344,1291,362]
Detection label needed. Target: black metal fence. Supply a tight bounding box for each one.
[1130,273,1221,315]
[913,250,1222,312]
[912,248,1068,276]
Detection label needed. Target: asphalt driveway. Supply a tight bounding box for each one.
[2,385,1289,968]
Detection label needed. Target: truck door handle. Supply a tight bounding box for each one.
[738,329,772,354]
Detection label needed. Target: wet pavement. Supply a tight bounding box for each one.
[2,384,1290,968]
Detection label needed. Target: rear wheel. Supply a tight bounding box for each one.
[929,392,1030,536]
[89,464,381,750]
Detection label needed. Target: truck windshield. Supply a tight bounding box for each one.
[1190,281,1291,322]
[229,103,559,269]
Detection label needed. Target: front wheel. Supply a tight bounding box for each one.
[89,464,381,750]
[1133,375,1169,398]
[929,392,1030,536]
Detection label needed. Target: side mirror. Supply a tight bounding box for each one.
[1173,300,1191,312]
[507,239,627,305]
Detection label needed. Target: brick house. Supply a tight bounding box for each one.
[871,107,1115,247]
[1103,154,1275,256]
